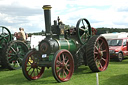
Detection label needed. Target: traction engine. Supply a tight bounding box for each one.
[22,5,109,82]
[0,26,29,70]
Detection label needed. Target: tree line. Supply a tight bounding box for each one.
[96,27,128,35]
[27,26,128,36]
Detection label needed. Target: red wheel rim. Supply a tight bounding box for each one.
[24,51,44,80]
[92,27,97,35]
[55,50,74,82]
[94,37,109,71]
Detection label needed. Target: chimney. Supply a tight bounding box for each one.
[42,5,52,38]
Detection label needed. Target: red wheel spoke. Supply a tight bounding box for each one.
[56,65,61,67]
[58,56,61,61]
[99,42,103,48]
[65,60,69,65]
[96,41,100,48]
[102,58,106,62]
[95,46,98,51]
[96,59,100,66]
[59,71,61,77]
[62,54,65,63]
[56,60,62,67]
[64,70,67,77]
[99,62,103,69]
[94,52,98,55]
[66,64,70,67]
[66,66,70,72]
[94,56,98,61]
[102,50,106,52]
[57,67,62,73]
[57,60,62,64]
[96,59,104,69]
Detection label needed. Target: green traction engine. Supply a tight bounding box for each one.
[0,26,29,70]
[22,5,110,82]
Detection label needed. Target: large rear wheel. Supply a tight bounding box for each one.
[86,36,109,72]
[2,40,28,70]
[52,49,74,82]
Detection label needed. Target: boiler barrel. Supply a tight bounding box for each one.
[39,39,77,54]
[56,39,77,52]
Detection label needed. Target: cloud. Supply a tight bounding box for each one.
[117,4,128,12]
[0,1,44,33]
[0,5,42,16]
[1,0,128,34]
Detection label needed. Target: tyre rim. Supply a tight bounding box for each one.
[55,50,74,82]
[24,51,44,80]
[118,53,122,61]
[7,42,28,69]
[94,37,109,71]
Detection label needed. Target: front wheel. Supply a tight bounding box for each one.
[52,49,74,82]
[22,49,45,80]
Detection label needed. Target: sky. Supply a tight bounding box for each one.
[1,0,128,33]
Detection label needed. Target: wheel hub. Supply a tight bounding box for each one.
[31,63,37,68]
[97,50,103,59]
[60,63,66,69]
[99,51,103,57]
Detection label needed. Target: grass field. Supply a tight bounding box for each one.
[0,57,128,85]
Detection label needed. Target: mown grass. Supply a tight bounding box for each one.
[0,57,128,85]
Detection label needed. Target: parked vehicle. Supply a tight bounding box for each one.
[107,38,128,62]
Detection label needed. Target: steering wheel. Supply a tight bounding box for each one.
[0,26,12,48]
[76,18,92,44]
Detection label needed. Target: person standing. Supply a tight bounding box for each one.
[21,28,28,40]
[19,27,26,41]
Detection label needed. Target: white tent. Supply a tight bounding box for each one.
[27,35,45,49]
[101,32,128,40]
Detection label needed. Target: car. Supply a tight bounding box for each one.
[107,38,128,62]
